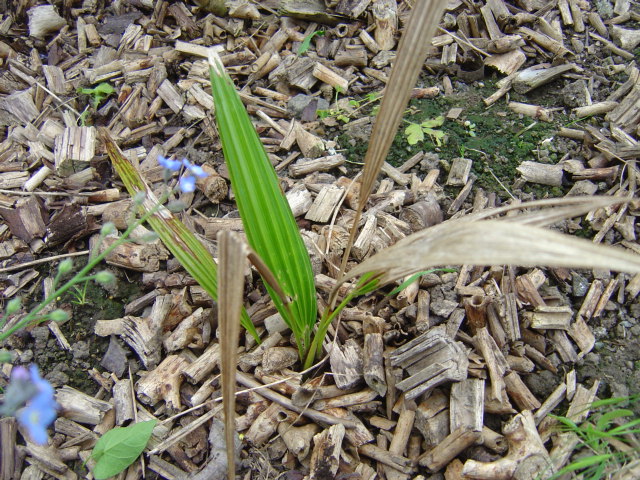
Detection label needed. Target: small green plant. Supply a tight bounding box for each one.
[297,30,324,56]
[317,106,351,124]
[318,89,382,124]
[544,395,640,480]
[463,119,477,137]
[89,420,157,479]
[68,281,90,306]
[404,116,446,146]
[77,82,115,125]
[78,82,115,108]
[317,85,350,123]
[386,268,457,297]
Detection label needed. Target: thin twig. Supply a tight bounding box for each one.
[0,251,90,274]
[236,371,358,428]
[0,189,98,197]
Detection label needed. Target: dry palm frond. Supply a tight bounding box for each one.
[217,230,247,480]
[333,206,640,296]
[340,0,450,275]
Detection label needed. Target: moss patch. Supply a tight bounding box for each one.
[339,77,572,200]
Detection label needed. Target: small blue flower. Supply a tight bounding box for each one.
[0,367,37,416]
[158,156,208,193]
[28,365,55,401]
[182,159,207,178]
[5,365,59,445]
[17,401,57,445]
[158,155,182,171]
[179,175,197,193]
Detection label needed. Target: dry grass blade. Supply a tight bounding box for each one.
[468,196,629,226]
[340,0,449,274]
[337,219,640,290]
[217,230,247,480]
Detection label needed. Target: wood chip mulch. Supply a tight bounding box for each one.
[1,0,640,479]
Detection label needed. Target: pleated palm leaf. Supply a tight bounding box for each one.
[208,52,317,361]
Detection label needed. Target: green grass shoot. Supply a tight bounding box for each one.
[297,30,324,56]
[545,395,640,480]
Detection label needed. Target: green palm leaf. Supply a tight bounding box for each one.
[208,52,317,359]
[100,129,259,341]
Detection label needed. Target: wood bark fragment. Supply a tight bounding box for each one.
[392,326,468,401]
[55,386,112,426]
[136,355,189,411]
[419,426,481,472]
[450,378,484,433]
[372,0,397,50]
[309,424,345,480]
[363,316,387,396]
[462,410,554,480]
[305,184,345,223]
[384,404,415,480]
[475,329,513,413]
[358,444,414,474]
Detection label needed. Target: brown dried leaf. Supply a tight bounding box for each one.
[341,0,449,273]
[217,230,247,479]
[338,216,640,290]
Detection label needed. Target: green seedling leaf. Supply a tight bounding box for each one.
[549,414,580,432]
[209,52,316,360]
[551,454,613,478]
[590,395,639,408]
[607,418,640,435]
[596,408,634,431]
[405,123,424,145]
[386,268,456,297]
[297,30,324,56]
[78,82,115,108]
[91,420,156,479]
[348,99,360,107]
[421,116,444,128]
[423,127,445,146]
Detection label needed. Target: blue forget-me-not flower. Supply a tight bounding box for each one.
[0,365,58,445]
[158,156,208,193]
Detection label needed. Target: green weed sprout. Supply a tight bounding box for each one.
[297,30,324,56]
[77,82,115,125]
[545,395,640,480]
[404,116,446,146]
[68,282,90,306]
[78,82,115,108]
[317,89,381,124]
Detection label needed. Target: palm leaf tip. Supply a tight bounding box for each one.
[207,46,226,76]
